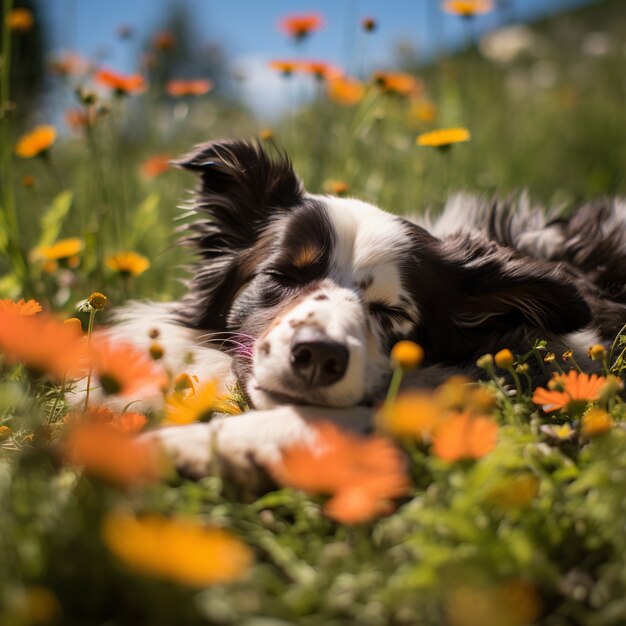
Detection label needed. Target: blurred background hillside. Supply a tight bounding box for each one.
[1,0,625,304]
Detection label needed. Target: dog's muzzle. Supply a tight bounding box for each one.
[290,328,350,388]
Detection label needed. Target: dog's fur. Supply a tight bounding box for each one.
[112,139,626,481]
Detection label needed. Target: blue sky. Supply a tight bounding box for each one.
[41,0,597,115]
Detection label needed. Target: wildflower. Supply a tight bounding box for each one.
[373,71,422,97]
[65,107,96,131]
[173,372,197,394]
[49,52,88,76]
[166,380,218,425]
[6,8,34,32]
[33,237,83,271]
[476,353,494,370]
[410,98,437,123]
[63,318,83,335]
[0,312,86,379]
[0,425,12,440]
[149,342,164,361]
[15,125,56,159]
[378,391,444,439]
[88,337,168,397]
[106,251,150,277]
[278,13,324,41]
[494,348,514,369]
[543,352,556,364]
[442,0,494,18]
[540,422,576,442]
[274,422,409,524]
[87,292,107,310]
[390,340,424,370]
[431,412,498,462]
[0,299,42,316]
[166,79,213,97]
[328,75,365,106]
[153,30,175,51]
[259,129,275,142]
[102,513,252,586]
[299,60,342,81]
[324,180,350,196]
[361,17,377,32]
[532,370,607,414]
[94,68,146,96]
[139,153,170,179]
[22,175,35,188]
[581,408,613,438]
[65,423,164,487]
[269,60,300,77]
[112,412,148,433]
[588,343,606,360]
[417,127,471,150]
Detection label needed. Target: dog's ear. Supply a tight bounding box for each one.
[415,234,592,361]
[173,139,305,329]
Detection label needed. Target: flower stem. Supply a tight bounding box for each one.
[83,307,98,412]
[383,366,405,412]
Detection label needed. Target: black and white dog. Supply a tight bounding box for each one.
[114,139,626,483]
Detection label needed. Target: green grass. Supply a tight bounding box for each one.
[3,1,626,624]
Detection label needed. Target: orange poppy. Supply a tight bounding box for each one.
[278,13,324,40]
[166,79,213,97]
[0,298,42,316]
[15,125,56,158]
[65,423,164,487]
[328,75,365,106]
[373,72,423,97]
[274,422,409,524]
[0,311,87,379]
[532,370,607,413]
[431,411,498,462]
[94,68,146,95]
[139,153,170,179]
[88,337,168,398]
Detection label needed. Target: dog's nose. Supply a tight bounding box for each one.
[290,330,349,387]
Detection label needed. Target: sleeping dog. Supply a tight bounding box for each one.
[113,139,626,482]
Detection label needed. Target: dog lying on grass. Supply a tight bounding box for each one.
[112,139,626,483]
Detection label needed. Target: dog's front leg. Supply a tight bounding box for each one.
[145,405,372,487]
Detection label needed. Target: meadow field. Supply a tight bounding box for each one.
[2,0,626,624]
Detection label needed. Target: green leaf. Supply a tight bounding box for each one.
[37,190,74,248]
[0,272,21,298]
[129,193,160,247]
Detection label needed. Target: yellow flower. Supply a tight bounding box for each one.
[149,342,165,360]
[588,344,606,360]
[390,340,424,370]
[34,237,83,262]
[328,75,365,106]
[105,251,150,277]
[15,125,56,158]
[0,425,12,440]
[442,0,494,18]
[410,98,437,124]
[259,128,275,141]
[378,391,444,439]
[494,349,514,369]
[581,408,613,438]
[417,127,470,149]
[166,380,218,425]
[87,292,107,310]
[63,317,83,335]
[324,180,350,196]
[6,7,34,32]
[102,513,252,587]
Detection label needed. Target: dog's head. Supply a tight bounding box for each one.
[174,139,591,409]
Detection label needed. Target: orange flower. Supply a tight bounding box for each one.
[15,125,56,158]
[581,408,613,438]
[373,71,423,97]
[0,311,86,379]
[278,13,324,40]
[391,340,424,370]
[49,52,89,76]
[166,79,213,97]
[328,75,365,106]
[442,0,494,18]
[65,423,164,487]
[106,251,150,276]
[323,180,350,196]
[417,127,471,149]
[102,513,252,586]
[532,370,607,414]
[66,405,148,433]
[139,153,170,179]
[6,7,33,32]
[88,337,168,398]
[431,411,498,462]
[153,30,175,51]
[299,60,342,81]
[269,59,300,77]
[378,391,444,440]
[0,298,42,316]
[274,422,409,524]
[94,68,146,95]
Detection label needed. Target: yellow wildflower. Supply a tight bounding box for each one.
[15,125,56,158]
[166,380,218,425]
[390,340,424,370]
[494,348,514,369]
[105,252,150,277]
[6,7,34,32]
[417,127,470,149]
[581,408,613,438]
[442,0,494,18]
